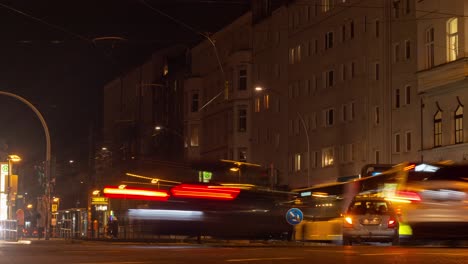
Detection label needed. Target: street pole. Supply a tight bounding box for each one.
[254,87,311,187]
[7,159,11,220]
[0,91,52,239]
[296,112,310,187]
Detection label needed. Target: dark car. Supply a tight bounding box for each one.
[342,197,399,245]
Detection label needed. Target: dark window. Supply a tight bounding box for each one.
[434,111,442,147]
[455,106,463,144]
[325,32,334,49]
[395,89,400,108]
[238,107,247,132]
[191,93,199,112]
[239,69,247,90]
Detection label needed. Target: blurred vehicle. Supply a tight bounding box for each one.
[342,196,399,245]
[291,164,395,243]
[105,183,296,240]
[385,162,468,240]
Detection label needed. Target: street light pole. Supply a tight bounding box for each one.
[254,86,311,187]
[296,112,310,187]
[0,91,52,239]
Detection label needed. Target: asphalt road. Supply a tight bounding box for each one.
[0,240,467,264]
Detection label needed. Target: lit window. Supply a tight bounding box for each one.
[322,0,331,12]
[434,111,442,147]
[289,48,295,64]
[447,18,458,62]
[294,153,302,172]
[263,94,270,109]
[426,27,435,68]
[297,45,302,62]
[238,148,247,162]
[190,125,199,147]
[322,147,334,167]
[238,106,247,132]
[455,105,463,144]
[254,98,260,112]
[394,133,401,153]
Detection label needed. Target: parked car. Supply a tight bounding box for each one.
[342,196,399,245]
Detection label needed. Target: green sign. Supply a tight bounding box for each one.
[199,171,212,183]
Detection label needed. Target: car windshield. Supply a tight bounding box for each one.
[348,200,390,215]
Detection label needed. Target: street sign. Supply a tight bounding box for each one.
[285,208,303,225]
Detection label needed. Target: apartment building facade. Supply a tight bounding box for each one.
[416,0,468,162]
[100,45,195,185]
[184,13,253,167]
[251,0,425,188]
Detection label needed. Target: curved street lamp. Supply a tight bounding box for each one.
[254,86,311,187]
[0,91,52,239]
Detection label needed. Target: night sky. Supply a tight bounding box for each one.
[0,0,249,202]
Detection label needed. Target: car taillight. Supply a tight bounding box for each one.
[395,191,421,202]
[344,216,353,227]
[171,184,241,200]
[103,185,170,201]
[388,216,397,228]
[386,191,421,204]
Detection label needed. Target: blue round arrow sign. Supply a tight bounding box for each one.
[285,208,303,225]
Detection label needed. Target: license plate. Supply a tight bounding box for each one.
[362,218,381,225]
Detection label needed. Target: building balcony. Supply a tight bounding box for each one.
[417,58,468,95]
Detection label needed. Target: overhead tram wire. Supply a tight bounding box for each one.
[139,0,228,111]
[0,2,93,44]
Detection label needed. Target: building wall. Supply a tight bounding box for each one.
[390,0,420,165]
[416,0,468,162]
[251,5,290,188]
[186,13,253,166]
[101,45,192,185]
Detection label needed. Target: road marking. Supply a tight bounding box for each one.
[305,249,358,254]
[416,253,468,256]
[361,253,402,256]
[65,250,122,253]
[76,262,150,264]
[226,257,304,262]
